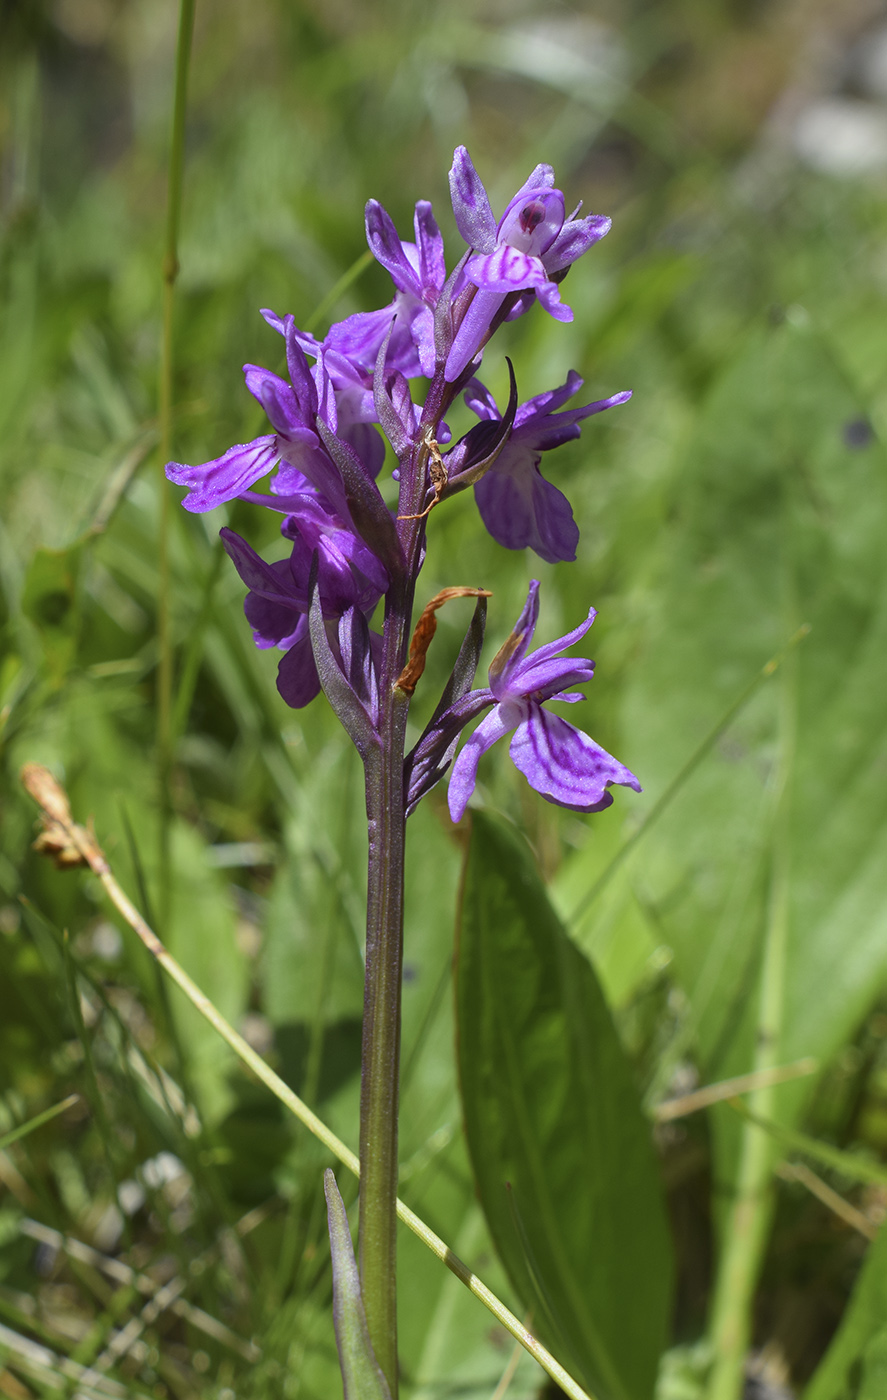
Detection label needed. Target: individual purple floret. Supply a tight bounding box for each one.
[445,581,641,820]
[291,200,446,386]
[219,488,388,708]
[459,373,632,563]
[166,315,381,517]
[261,310,387,478]
[344,199,446,379]
[445,147,612,381]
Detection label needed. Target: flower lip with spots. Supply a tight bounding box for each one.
[445,147,612,381]
[446,580,641,821]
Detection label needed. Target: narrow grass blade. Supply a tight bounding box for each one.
[0,1095,79,1152]
[730,1099,887,1189]
[19,762,596,1400]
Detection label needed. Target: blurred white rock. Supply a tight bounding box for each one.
[794,98,887,176]
[855,25,887,101]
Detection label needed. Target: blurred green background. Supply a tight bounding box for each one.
[3,0,887,1396]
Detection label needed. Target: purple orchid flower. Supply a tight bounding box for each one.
[166,314,387,517]
[220,499,387,709]
[320,200,446,382]
[445,147,612,381]
[445,581,640,820]
[461,373,632,563]
[262,309,388,479]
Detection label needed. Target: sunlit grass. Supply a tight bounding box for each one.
[3,1,887,1397]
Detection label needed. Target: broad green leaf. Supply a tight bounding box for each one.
[804,1230,887,1400]
[456,810,674,1400]
[619,321,887,1168]
[399,803,541,1398]
[860,1329,887,1400]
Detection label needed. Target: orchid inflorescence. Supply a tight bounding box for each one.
[167,145,639,820]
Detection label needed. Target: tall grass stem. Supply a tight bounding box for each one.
[157,0,196,931]
[705,602,798,1400]
[19,762,594,1400]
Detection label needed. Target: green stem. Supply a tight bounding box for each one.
[706,632,797,1400]
[156,0,196,931]
[358,583,413,1397]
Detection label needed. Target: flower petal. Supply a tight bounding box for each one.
[543,214,611,273]
[534,279,572,322]
[221,526,307,604]
[414,200,446,297]
[447,703,521,822]
[449,146,497,253]
[244,593,303,649]
[166,436,279,512]
[463,378,500,421]
[512,605,596,674]
[474,456,579,564]
[509,704,641,811]
[513,654,595,701]
[488,582,541,697]
[276,623,322,709]
[497,187,564,257]
[466,246,549,295]
[243,365,305,437]
[326,305,401,374]
[284,316,319,420]
[365,201,422,298]
[513,370,585,425]
[445,289,503,382]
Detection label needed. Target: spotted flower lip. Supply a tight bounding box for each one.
[445,147,612,381]
[445,581,641,821]
[462,373,632,564]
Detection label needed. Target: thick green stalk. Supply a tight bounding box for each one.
[706,642,797,1400]
[356,416,442,1395]
[156,0,196,930]
[358,578,414,1397]
[359,707,408,1392]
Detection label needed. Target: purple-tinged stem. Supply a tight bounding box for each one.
[357,416,442,1394]
[358,613,409,1394]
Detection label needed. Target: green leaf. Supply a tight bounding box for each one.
[860,1329,887,1400]
[323,1169,393,1400]
[162,820,250,1125]
[620,322,887,1157]
[0,1093,78,1151]
[804,1230,887,1400]
[21,543,84,685]
[456,810,674,1400]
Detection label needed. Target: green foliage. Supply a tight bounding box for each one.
[457,811,674,1400]
[4,0,887,1396]
[619,323,887,1184]
[805,1228,887,1400]
[20,542,85,685]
